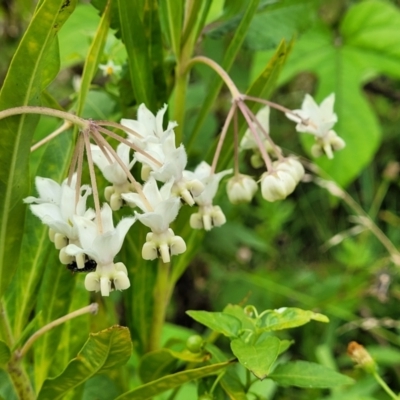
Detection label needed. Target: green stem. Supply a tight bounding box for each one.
[373,371,400,400]
[0,106,88,129]
[148,261,172,351]
[0,301,14,347]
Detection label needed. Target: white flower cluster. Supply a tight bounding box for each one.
[24,94,344,296]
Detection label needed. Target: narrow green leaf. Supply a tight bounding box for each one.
[187,0,260,148]
[186,311,241,337]
[0,0,77,298]
[116,0,156,109]
[160,0,183,57]
[115,361,232,400]
[75,0,111,116]
[259,307,329,332]
[231,336,280,379]
[269,361,354,388]
[37,326,132,400]
[0,341,11,366]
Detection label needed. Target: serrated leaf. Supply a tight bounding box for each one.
[259,307,329,332]
[0,0,77,298]
[37,326,132,400]
[231,336,280,379]
[115,361,232,400]
[269,361,354,388]
[186,311,241,337]
[0,341,11,366]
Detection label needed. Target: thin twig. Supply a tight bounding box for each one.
[30,121,72,152]
[96,120,143,139]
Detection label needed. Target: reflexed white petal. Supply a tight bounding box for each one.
[35,177,62,203]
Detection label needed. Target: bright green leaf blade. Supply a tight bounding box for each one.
[115,361,232,400]
[0,0,77,298]
[259,307,329,332]
[75,0,111,116]
[37,326,132,400]
[231,336,280,379]
[269,361,354,388]
[341,0,400,58]
[116,0,156,110]
[187,0,260,148]
[0,341,11,366]
[223,304,256,332]
[186,311,241,337]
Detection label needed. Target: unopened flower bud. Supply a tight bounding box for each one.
[260,171,297,202]
[226,175,258,204]
[347,341,376,373]
[274,158,305,183]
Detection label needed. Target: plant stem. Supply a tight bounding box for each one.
[148,261,172,352]
[373,371,400,400]
[0,106,88,129]
[186,56,241,100]
[18,303,98,359]
[31,121,72,152]
[7,355,35,400]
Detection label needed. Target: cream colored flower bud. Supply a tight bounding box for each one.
[261,171,296,202]
[113,271,130,291]
[85,272,100,292]
[274,158,305,183]
[227,175,258,204]
[54,233,68,250]
[105,186,115,202]
[48,228,56,243]
[141,164,152,181]
[110,193,123,211]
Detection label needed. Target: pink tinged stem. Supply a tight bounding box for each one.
[91,129,154,212]
[83,130,103,233]
[233,106,240,177]
[210,103,237,175]
[67,134,84,186]
[244,95,309,126]
[245,104,284,162]
[237,101,273,171]
[96,125,162,168]
[75,134,85,208]
[96,120,143,139]
[30,120,72,152]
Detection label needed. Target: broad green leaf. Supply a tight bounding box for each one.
[37,326,132,400]
[187,0,260,147]
[223,304,256,331]
[0,341,11,366]
[115,361,232,400]
[34,256,76,390]
[5,121,74,339]
[0,0,77,298]
[116,0,156,110]
[139,349,178,384]
[231,336,280,379]
[269,361,354,388]
[259,307,329,332]
[186,311,241,337]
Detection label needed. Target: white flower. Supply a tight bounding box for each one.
[64,203,135,296]
[226,175,258,204]
[99,60,122,76]
[185,162,232,230]
[286,94,345,159]
[91,143,136,210]
[122,178,186,263]
[24,175,94,247]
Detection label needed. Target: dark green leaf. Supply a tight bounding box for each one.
[37,326,132,400]
[231,336,280,379]
[269,361,354,388]
[186,311,241,337]
[115,361,232,400]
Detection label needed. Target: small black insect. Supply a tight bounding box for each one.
[67,258,97,273]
